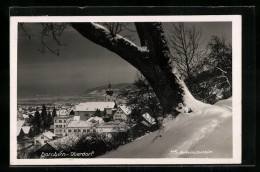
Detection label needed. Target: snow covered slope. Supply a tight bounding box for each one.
[99,97,232,158]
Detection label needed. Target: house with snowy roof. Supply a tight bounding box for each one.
[34,131,57,146]
[86,116,105,124]
[22,114,30,125]
[141,113,156,126]
[56,109,69,116]
[22,126,33,136]
[17,111,23,121]
[66,119,96,136]
[96,121,127,133]
[35,135,78,157]
[17,120,33,139]
[17,120,25,141]
[73,101,117,120]
[113,105,131,122]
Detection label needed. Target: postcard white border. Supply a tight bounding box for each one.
[10,15,241,165]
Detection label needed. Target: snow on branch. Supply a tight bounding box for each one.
[72,22,149,67]
[78,22,147,53]
[93,23,149,53]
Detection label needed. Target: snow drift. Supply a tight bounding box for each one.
[99,97,232,158]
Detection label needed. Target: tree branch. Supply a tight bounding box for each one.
[72,22,149,69]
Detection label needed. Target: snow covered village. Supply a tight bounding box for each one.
[15,20,236,160]
[17,83,159,158]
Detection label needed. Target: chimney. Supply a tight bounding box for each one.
[74,115,80,121]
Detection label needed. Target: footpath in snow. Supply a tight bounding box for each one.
[99,97,233,158]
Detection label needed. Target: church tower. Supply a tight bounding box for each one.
[105,82,115,102]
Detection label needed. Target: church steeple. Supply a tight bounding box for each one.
[106,82,114,96]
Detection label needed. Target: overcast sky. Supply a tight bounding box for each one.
[18,22,231,98]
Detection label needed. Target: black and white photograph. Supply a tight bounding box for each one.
[10,15,242,165]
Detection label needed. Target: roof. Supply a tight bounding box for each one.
[17,120,25,136]
[57,109,69,116]
[142,113,156,125]
[87,116,105,124]
[21,126,31,134]
[22,114,29,119]
[46,135,79,151]
[118,105,131,115]
[27,111,35,116]
[42,131,56,140]
[54,115,72,119]
[49,125,54,129]
[17,111,23,118]
[97,121,126,128]
[74,102,115,112]
[67,120,94,128]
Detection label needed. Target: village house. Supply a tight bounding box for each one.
[21,126,33,137]
[56,109,69,116]
[96,121,127,133]
[73,101,117,120]
[54,115,73,137]
[141,113,156,126]
[113,105,131,122]
[17,120,33,141]
[35,135,78,158]
[66,115,128,136]
[22,114,30,125]
[18,107,23,112]
[86,116,104,124]
[27,111,36,117]
[34,131,57,146]
[17,111,23,121]
[66,116,96,136]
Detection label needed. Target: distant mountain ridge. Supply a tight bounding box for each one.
[18,83,133,104]
[84,83,132,94]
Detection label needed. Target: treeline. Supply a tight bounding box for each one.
[29,104,57,135]
[185,36,232,104]
[168,23,232,104]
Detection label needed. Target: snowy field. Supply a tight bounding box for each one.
[99,97,232,158]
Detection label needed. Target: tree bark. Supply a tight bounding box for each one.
[72,22,185,114]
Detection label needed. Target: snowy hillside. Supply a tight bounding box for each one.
[99,97,232,158]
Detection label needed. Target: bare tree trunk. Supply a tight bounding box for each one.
[72,22,185,114]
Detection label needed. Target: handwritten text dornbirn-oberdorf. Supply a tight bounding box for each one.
[40,150,95,158]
